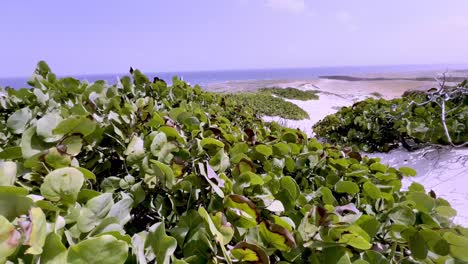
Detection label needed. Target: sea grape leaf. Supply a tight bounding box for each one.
[443,232,468,262]
[40,233,68,264]
[0,187,34,221]
[198,207,234,245]
[276,176,299,211]
[7,107,32,134]
[0,215,20,261]
[0,161,17,186]
[36,112,63,142]
[201,138,225,150]
[53,116,96,137]
[362,181,381,199]
[67,235,128,264]
[107,194,133,226]
[61,136,83,156]
[435,206,457,218]
[335,181,359,194]
[231,242,270,264]
[150,160,176,189]
[407,192,435,213]
[77,193,114,233]
[338,233,372,250]
[45,147,71,169]
[0,146,23,160]
[322,246,351,264]
[255,144,273,157]
[362,251,389,264]
[24,207,47,255]
[388,206,416,225]
[399,166,417,177]
[409,231,427,260]
[259,221,296,251]
[21,126,45,159]
[225,195,258,228]
[40,167,84,204]
[369,162,387,173]
[147,222,178,264]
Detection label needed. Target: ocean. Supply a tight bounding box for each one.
[0,64,466,89]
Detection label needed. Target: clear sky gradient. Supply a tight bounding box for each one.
[1,0,468,77]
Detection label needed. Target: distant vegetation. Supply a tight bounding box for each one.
[226,92,309,120]
[259,87,319,101]
[314,80,468,152]
[1,62,467,263]
[225,87,319,120]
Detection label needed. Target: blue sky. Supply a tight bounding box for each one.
[1,0,468,77]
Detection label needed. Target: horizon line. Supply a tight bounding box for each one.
[1,62,468,80]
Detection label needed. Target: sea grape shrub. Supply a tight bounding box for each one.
[0,61,468,264]
[313,85,468,152]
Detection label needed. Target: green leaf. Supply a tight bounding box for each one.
[338,233,372,250]
[53,116,96,137]
[407,192,435,213]
[435,206,457,218]
[40,233,67,264]
[0,161,17,186]
[322,246,352,264]
[0,187,33,221]
[409,232,427,260]
[77,193,114,233]
[335,181,359,194]
[231,242,270,264]
[61,136,83,156]
[399,166,417,177]
[255,144,273,157]
[225,195,258,228]
[45,147,71,169]
[150,160,176,189]
[443,232,468,262]
[36,112,63,142]
[369,162,387,173]
[21,126,45,159]
[362,181,381,199]
[40,167,84,204]
[273,142,290,156]
[388,206,416,225]
[259,221,296,251]
[201,138,225,150]
[25,207,47,255]
[0,215,19,261]
[362,251,389,264]
[7,107,32,134]
[198,207,234,245]
[0,146,23,160]
[107,194,133,226]
[276,176,300,211]
[67,235,128,264]
[148,222,178,264]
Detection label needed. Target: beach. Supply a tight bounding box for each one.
[205,69,468,225]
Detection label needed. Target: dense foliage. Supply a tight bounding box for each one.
[1,62,468,263]
[225,93,309,120]
[258,87,319,101]
[313,83,468,152]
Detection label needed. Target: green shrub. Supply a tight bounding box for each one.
[313,87,468,152]
[225,92,309,120]
[0,62,467,264]
[259,87,319,100]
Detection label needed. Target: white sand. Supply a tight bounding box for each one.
[369,147,468,225]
